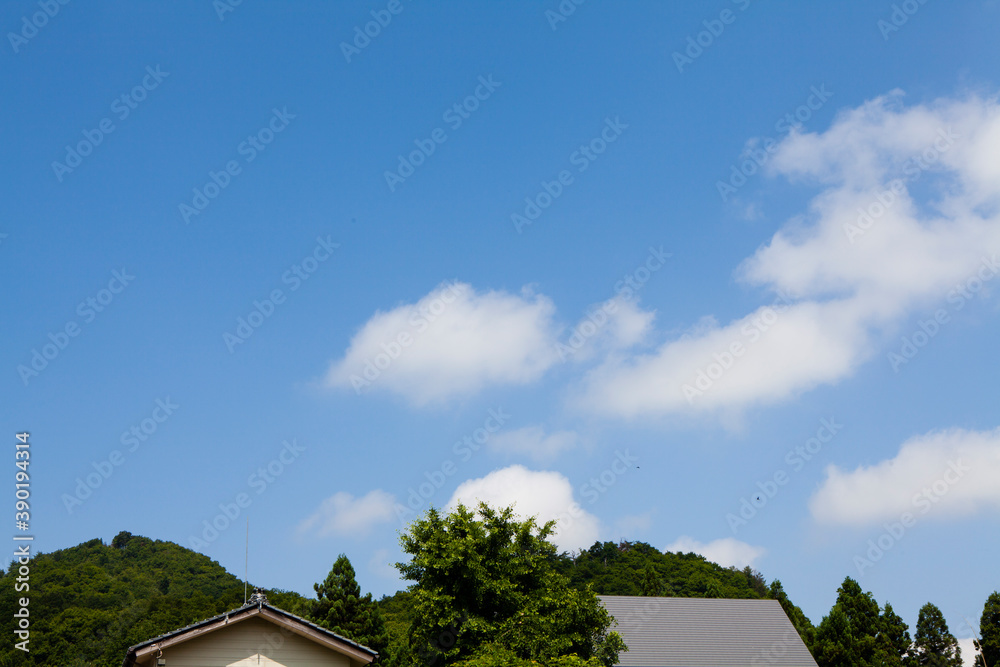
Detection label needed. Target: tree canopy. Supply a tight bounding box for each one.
[914,602,962,667]
[308,553,390,658]
[975,592,1000,667]
[394,503,626,667]
[811,577,916,667]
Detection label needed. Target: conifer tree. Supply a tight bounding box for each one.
[974,592,1000,667]
[913,603,962,667]
[310,553,390,659]
[639,564,664,596]
[876,602,913,667]
[813,577,882,667]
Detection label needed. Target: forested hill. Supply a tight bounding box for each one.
[0,533,813,667]
[554,540,815,640]
[0,532,309,667]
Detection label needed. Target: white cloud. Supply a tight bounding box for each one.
[958,637,980,667]
[296,489,396,538]
[326,282,560,405]
[448,465,599,552]
[488,426,578,463]
[810,427,1000,525]
[577,93,1000,417]
[664,536,766,569]
[558,297,656,363]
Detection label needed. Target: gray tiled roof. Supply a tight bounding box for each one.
[599,596,818,667]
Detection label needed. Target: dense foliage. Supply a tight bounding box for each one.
[914,602,962,667]
[0,532,284,667]
[393,503,626,667]
[811,577,913,667]
[308,554,390,657]
[975,592,1000,667]
[555,539,772,599]
[2,527,995,667]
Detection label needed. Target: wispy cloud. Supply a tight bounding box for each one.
[488,425,578,463]
[297,490,396,538]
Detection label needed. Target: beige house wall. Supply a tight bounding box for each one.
[140,616,358,667]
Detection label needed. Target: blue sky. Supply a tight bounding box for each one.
[3,0,999,658]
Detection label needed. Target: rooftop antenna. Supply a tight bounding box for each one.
[243,518,249,605]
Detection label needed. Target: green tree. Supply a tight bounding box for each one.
[814,606,861,667]
[875,602,913,667]
[742,566,768,597]
[309,554,390,659]
[813,577,882,667]
[395,503,626,667]
[638,565,664,596]
[913,603,962,667]
[974,592,1000,667]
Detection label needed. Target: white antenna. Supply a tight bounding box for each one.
[244,518,249,605]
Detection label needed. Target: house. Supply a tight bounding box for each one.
[120,589,377,667]
[599,595,818,667]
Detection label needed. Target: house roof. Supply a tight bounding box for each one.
[120,594,378,667]
[599,595,818,667]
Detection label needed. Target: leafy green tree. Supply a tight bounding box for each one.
[914,603,962,667]
[111,530,133,549]
[395,503,626,667]
[975,592,1000,667]
[309,554,390,659]
[454,646,605,667]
